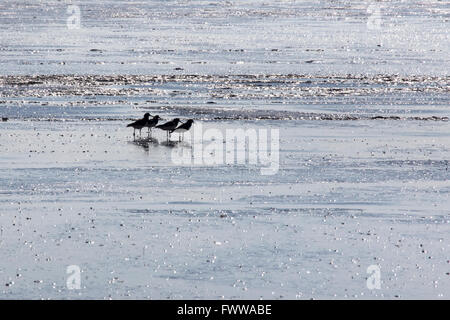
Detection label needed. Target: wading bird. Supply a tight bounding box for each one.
[145,115,161,136]
[156,118,181,141]
[171,119,194,141]
[127,113,150,139]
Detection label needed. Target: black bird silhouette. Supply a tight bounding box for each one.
[145,115,161,136]
[156,118,181,140]
[171,119,194,141]
[127,113,150,138]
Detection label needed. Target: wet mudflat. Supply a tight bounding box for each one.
[0,0,449,299]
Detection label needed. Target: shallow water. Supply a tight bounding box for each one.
[0,0,449,299]
[0,0,449,76]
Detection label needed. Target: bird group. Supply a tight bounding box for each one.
[127,113,194,141]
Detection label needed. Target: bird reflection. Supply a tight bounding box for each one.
[160,140,181,148]
[130,136,192,152]
[129,137,160,151]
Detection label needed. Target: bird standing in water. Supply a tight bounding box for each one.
[156,118,181,141]
[171,119,194,141]
[145,115,161,137]
[127,113,150,139]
